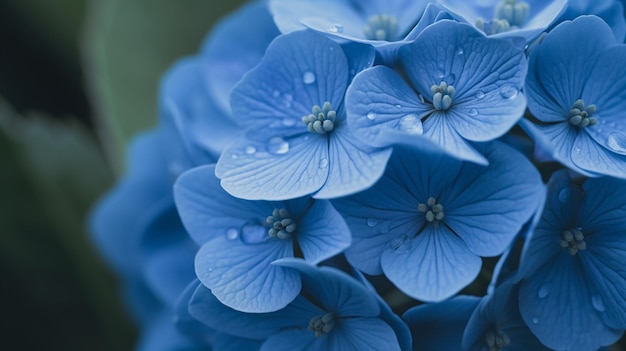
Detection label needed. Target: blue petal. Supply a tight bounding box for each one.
[174,164,276,244]
[215,133,329,200]
[259,329,318,351]
[136,310,205,351]
[326,318,401,351]
[571,131,626,179]
[274,259,381,317]
[346,65,429,147]
[269,0,362,36]
[90,130,171,275]
[188,284,320,339]
[442,142,544,257]
[403,296,480,351]
[296,200,351,264]
[518,255,622,351]
[381,225,482,302]
[201,1,280,114]
[159,57,238,169]
[315,125,392,198]
[340,41,376,82]
[230,30,349,135]
[195,235,299,313]
[173,280,217,345]
[556,0,625,42]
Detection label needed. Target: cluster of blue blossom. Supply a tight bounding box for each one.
[91,0,626,350]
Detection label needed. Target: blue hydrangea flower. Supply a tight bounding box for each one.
[439,0,568,40]
[215,30,391,200]
[346,20,527,165]
[403,296,480,350]
[462,279,551,351]
[332,141,544,302]
[269,0,427,44]
[554,0,625,42]
[159,1,279,175]
[521,16,626,179]
[516,170,626,350]
[187,259,410,351]
[174,164,351,313]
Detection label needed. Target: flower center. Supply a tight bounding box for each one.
[266,208,297,240]
[308,312,336,338]
[302,102,336,134]
[568,99,597,128]
[560,228,586,255]
[430,82,455,111]
[363,14,398,41]
[418,197,445,224]
[476,0,530,35]
[485,327,511,351]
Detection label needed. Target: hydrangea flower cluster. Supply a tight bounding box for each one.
[91,1,626,350]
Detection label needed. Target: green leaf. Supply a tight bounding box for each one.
[83,0,246,174]
[0,101,134,350]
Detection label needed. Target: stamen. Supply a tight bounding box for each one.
[308,312,336,337]
[266,208,297,240]
[302,102,337,135]
[485,328,511,351]
[494,0,530,27]
[363,14,398,41]
[475,18,511,35]
[418,197,445,226]
[430,82,455,111]
[559,228,586,256]
[568,99,598,128]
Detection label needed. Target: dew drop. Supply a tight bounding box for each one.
[282,93,294,107]
[319,158,329,168]
[448,73,456,84]
[456,47,464,55]
[395,104,401,109]
[267,136,289,155]
[272,90,280,98]
[303,71,316,84]
[537,283,550,299]
[231,153,239,159]
[531,317,539,324]
[558,188,570,203]
[378,221,391,234]
[573,147,582,154]
[349,69,356,77]
[468,108,478,116]
[366,112,376,120]
[366,218,379,227]
[475,90,485,99]
[244,145,256,154]
[398,114,423,135]
[499,85,518,99]
[208,268,213,272]
[226,228,239,240]
[240,223,267,244]
[436,71,445,79]
[607,132,626,154]
[328,23,344,33]
[282,117,296,127]
[592,295,606,312]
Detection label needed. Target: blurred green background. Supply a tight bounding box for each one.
[0,0,243,349]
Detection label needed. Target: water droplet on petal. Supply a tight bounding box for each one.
[390,235,408,250]
[226,228,239,240]
[475,91,485,99]
[366,218,379,227]
[537,283,550,298]
[319,158,328,168]
[245,145,256,154]
[303,71,316,84]
[558,188,570,203]
[379,221,391,234]
[272,90,280,98]
[395,104,402,109]
[282,117,296,127]
[366,112,376,120]
[398,114,423,135]
[468,108,478,116]
[607,132,626,154]
[499,85,518,100]
[240,223,267,244]
[267,137,289,155]
[448,73,456,84]
[456,47,464,55]
[328,23,344,33]
[231,153,239,159]
[531,317,539,324]
[282,93,293,107]
[592,295,606,312]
